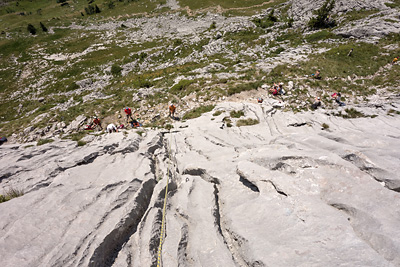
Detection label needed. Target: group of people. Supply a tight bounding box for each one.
[268,82,285,96]
[83,104,178,134]
[312,92,346,110]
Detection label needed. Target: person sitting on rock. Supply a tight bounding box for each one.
[269,84,278,96]
[277,82,285,95]
[169,104,176,118]
[392,56,398,65]
[314,70,321,79]
[106,123,117,133]
[311,96,321,110]
[130,119,140,128]
[0,136,7,146]
[257,97,263,103]
[124,107,134,122]
[93,116,103,130]
[332,92,345,106]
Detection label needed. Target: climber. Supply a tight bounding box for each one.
[169,104,176,118]
[106,123,117,133]
[124,107,134,122]
[311,96,321,110]
[332,93,345,106]
[392,56,398,65]
[93,116,103,130]
[347,48,353,57]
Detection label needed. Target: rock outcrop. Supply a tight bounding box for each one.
[1,100,400,266]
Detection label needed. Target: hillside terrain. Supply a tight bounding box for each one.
[0,0,399,143]
[1,0,400,266]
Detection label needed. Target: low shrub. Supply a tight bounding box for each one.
[182,105,215,120]
[111,64,123,76]
[230,110,244,118]
[77,140,86,146]
[236,118,259,127]
[213,110,224,116]
[27,24,37,35]
[37,138,54,146]
[0,187,24,203]
[322,123,329,129]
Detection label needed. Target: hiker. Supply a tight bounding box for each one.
[314,70,321,79]
[169,104,176,118]
[392,56,398,65]
[332,93,345,106]
[106,123,117,133]
[124,107,134,122]
[311,96,321,110]
[277,82,285,95]
[257,97,263,103]
[347,48,353,57]
[93,116,103,130]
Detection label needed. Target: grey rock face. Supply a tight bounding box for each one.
[1,100,400,266]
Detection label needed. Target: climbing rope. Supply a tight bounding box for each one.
[156,126,174,267]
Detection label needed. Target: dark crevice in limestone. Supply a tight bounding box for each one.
[343,153,400,193]
[88,178,156,267]
[104,143,119,154]
[182,168,220,185]
[263,180,288,197]
[177,223,189,267]
[77,152,100,166]
[213,184,223,236]
[287,122,307,127]
[238,174,259,193]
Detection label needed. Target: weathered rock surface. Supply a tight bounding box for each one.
[1,99,400,266]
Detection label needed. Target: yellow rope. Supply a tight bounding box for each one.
[157,129,173,267]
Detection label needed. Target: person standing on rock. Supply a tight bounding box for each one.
[124,107,134,123]
[93,116,103,130]
[169,104,176,119]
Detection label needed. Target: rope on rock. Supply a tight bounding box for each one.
[156,126,174,267]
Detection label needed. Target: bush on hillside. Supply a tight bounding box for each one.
[85,4,101,15]
[0,187,24,203]
[253,9,278,28]
[308,0,336,29]
[111,64,123,76]
[40,22,48,32]
[182,105,215,120]
[27,23,37,35]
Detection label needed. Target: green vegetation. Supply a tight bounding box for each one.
[227,82,261,96]
[387,109,400,116]
[305,30,339,43]
[77,140,86,146]
[0,187,24,203]
[37,138,54,146]
[222,116,233,127]
[182,105,215,120]
[230,110,244,118]
[213,110,224,116]
[322,123,330,129]
[253,9,278,28]
[308,0,336,29]
[342,9,380,24]
[236,118,259,127]
[111,64,123,76]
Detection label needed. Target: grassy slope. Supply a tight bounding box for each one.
[0,0,399,138]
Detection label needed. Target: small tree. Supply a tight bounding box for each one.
[308,0,336,29]
[27,23,37,35]
[40,22,48,32]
